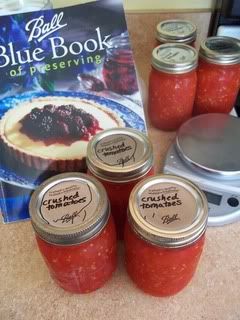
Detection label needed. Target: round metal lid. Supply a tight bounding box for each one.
[152,44,198,74]
[176,114,240,179]
[199,36,240,65]
[128,175,208,248]
[156,19,197,44]
[86,128,153,182]
[29,173,110,245]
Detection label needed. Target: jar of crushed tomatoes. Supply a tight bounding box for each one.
[148,44,198,131]
[103,32,138,95]
[125,174,208,297]
[29,173,117,294]
[86,128,154,240]
[156,20,197,47]
[194,36,240,115]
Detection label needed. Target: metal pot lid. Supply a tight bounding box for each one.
[176,114,240,179]
[156,19,197,44]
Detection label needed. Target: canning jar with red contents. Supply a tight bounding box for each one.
[148,44,198,131]
[103,32,138,95]
[194,36,240,115]
[29,173,117,294]
[124,175,208,297]
[86,128,154,240]
[156,20,197,47]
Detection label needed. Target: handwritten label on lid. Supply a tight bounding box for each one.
[161,21,194,36]
[95,134,143,168]
[138,183,197,231]
[158,46,195,64]
[40,180,98,228]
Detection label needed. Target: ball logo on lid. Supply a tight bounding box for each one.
[138,183,196,231]
[162,22,194,36]
[40,181,97,228]
[95,134,140,167]
[159,47,194,64]
[206,38,239,54]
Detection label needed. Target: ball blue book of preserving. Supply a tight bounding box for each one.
[0,0,146,223]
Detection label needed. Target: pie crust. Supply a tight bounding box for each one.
[0,96,125,172]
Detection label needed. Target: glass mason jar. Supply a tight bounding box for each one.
[103,32,138,95]
[0,0,53,97]
[193,36,240,115]
[29,173,117,294]
[148,44,198,131]
[156,20,197,47]
[86,128,154,240]
[125,175,208,297]
[0,0,52,15]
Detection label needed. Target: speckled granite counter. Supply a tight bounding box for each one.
[1,12,240,320]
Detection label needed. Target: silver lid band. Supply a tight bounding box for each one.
[128,175,208,248]
[156,19,197,44]
[86,128,153,183]
[29,173,110,245]
[152,44,198,74]
[199,36,240,65]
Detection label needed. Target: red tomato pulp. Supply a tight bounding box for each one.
[124,221,205,297]
[194,58,240,115]
[148,68,197,131]
[36,215,117,293]
[88,167,154,240]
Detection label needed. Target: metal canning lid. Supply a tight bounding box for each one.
[156,20,197,44]
[199,36,240,65]
[128,175,208,248]
[29,173,110,245]
[152,44,198,74]
[86,128,153,182]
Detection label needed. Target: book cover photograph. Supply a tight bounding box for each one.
[0,0,146,223]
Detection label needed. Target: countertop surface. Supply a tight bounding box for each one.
[1,12,240,320]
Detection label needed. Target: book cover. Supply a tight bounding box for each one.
[0,0,146,223]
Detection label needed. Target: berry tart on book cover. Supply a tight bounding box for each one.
[0,95,124,172]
